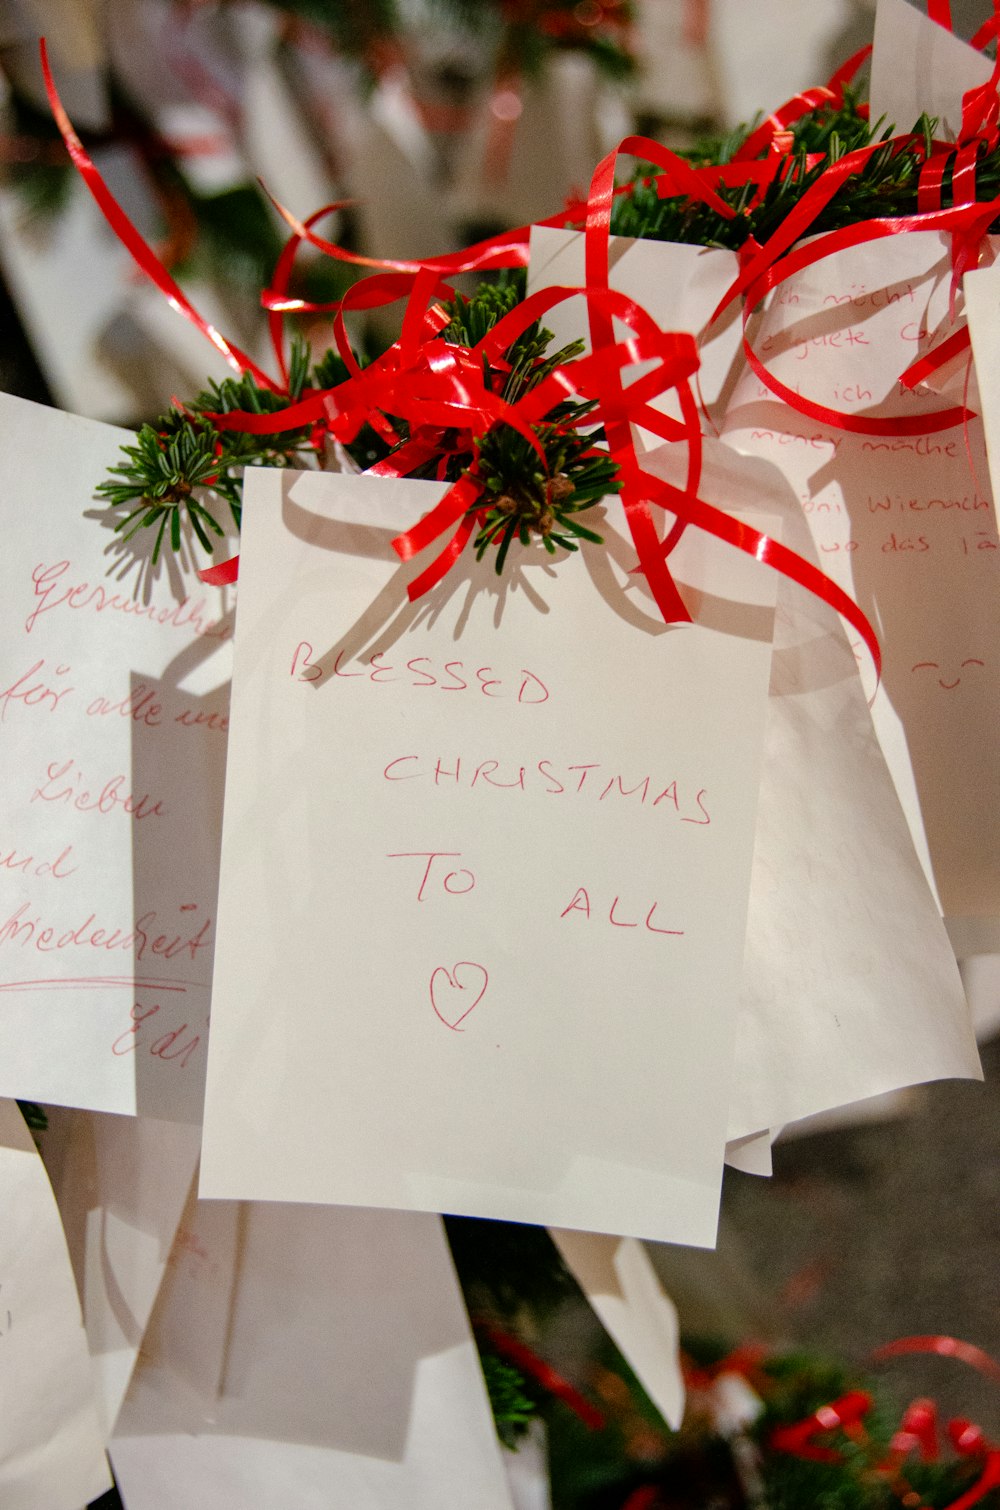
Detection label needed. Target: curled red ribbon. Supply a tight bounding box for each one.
[43,39,881,672]
[39,39,277,392]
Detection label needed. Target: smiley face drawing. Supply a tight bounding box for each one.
[911,657,986,690]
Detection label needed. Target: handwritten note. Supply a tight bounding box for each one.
[721,231,1000,930]
[526,237,981,1139]
[200,468,775,1244]
[110,1201,514,1510]
[0,1098,110,1510]
[637,438,981,1141]
[0,393,232,1119]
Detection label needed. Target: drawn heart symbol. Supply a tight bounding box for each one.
[429,962,489,1032]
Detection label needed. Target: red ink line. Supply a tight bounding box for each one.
[0,975,206,993]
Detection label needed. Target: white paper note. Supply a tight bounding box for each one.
[110,1201,513,1510]
[528,226,742,439]
[0,394,233,1119]
[964,259,1000,539]
[525,236,981,1135]
[550,1228,685,1429]
[722,231,1000,928]
[200,468,776,1244]
[0,1098,110,1510]
[635,438,979,1140]
[724,1130,773,1177]
[870,0,993,139]
[40,1106,201,1435]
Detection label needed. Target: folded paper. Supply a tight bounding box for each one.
[550,1228,685,1429]
[40,1106,201,1435]
[110,1200,514,1510]
[869,0,993,141]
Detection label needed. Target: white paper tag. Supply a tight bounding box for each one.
[0,395,232,1119]
[200,467,776,1244]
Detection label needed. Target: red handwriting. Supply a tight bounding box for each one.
[174,706,229,733]
[867,492,989,513]
[802,498,844,516]
[559,887,684,936]
[31,757,166,820]
[882,533,929,553]
[961,531,999,554]
[829,383,873,404]
[85,686,162,727]
[387,851,476,902]
[793,328,870,359]
[291,642,550,703]
[822,282,915,310]
[860,436,958,457]
[0,842,77,881]
[0,659,74,721]
[429,962,489,1031]
[749,429,843,454]
[0,900,212,961]
[383,755,711,824]
[111,1000,203,1067]
[25,560,230,638]
[911,658,986,690]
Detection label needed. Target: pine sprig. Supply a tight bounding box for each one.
[96,279,621,577]
[396,278,619,571]
[610,93,999,253]
[95,338,333,561]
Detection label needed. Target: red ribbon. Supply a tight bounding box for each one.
[872,1336,1000,1386]
[770,1336,1000,1510]
[771,1390,873,1462]
[476,1319,606,1431]
[43,38,881,667]
[39,39,277,392]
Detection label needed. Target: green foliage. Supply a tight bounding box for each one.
[403,280,618,571]
[609,94,981,253]
[96,412,232,563]
[95,337,335,561]
[481,1354,538,1447]
[98,282,618,576]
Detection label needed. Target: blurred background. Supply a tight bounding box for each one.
[0,0,893,423]
[1,2,999,1505]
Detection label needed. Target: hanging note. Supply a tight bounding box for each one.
[200,467,776,1244]
[0,394,232,1119]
